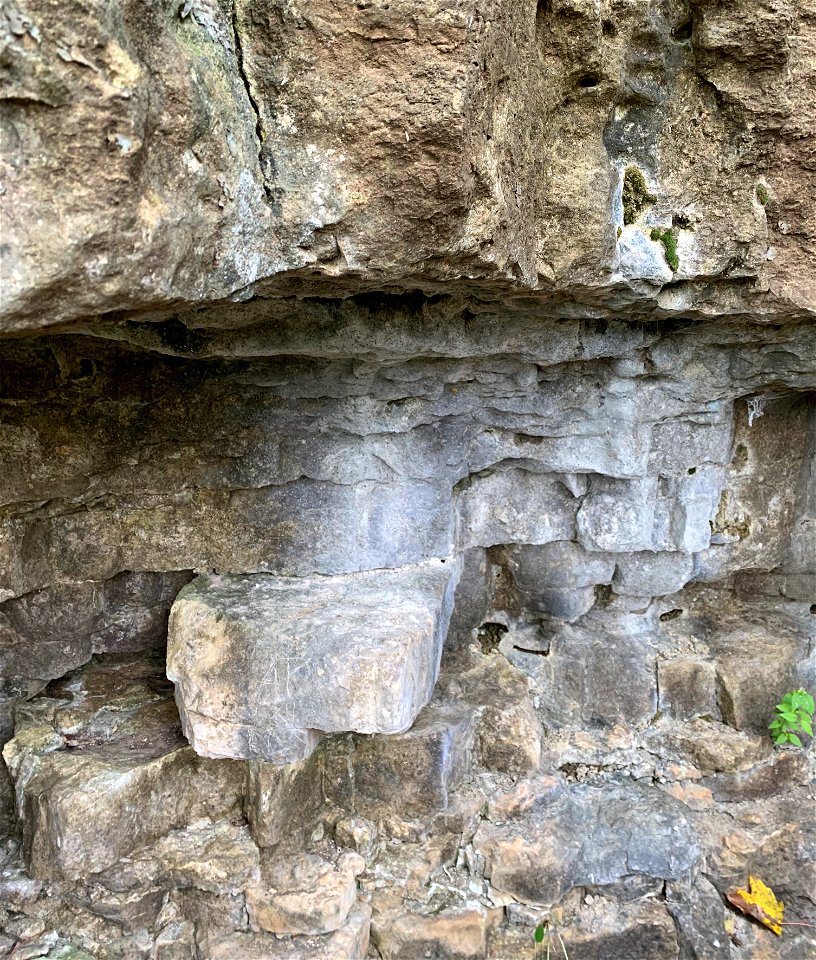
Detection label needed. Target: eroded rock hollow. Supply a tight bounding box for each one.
[1,0,814,957]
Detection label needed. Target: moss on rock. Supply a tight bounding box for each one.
[650,227,679,272]
[622,167,656,225]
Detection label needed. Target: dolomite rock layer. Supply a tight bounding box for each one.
[2,0,815,329]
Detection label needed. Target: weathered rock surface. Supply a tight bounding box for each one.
[474,782,700,908]
[1,0,816,956]
[166,560,460,761]
[2,654,243,881]
[246,851,365,936]
[0,637,815,957]
[489,899,680,960]
[205,901,371,960]
[3,0,815,330]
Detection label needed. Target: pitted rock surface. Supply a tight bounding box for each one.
[1,0,815,956]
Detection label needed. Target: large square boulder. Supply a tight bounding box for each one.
[167,559,460,762]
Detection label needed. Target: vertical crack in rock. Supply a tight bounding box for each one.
[230,1,273,204]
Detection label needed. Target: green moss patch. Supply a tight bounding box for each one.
[650,227,679,272]
[622,166,656,225]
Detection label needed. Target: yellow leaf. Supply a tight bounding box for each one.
[726,875,785,936]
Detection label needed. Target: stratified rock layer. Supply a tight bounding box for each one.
[1,0,815,956]
[2,654,243,882]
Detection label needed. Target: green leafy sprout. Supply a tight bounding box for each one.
[534,919,570,959]
[769,689,814,747]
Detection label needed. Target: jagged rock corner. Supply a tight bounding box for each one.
[0,0,815,957]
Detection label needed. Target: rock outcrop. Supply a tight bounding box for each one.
[166,562,460,761]
[1,0,815,957]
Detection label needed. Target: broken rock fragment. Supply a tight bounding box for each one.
[474,782,700,909]
[167,560,460,762]
[246,851,365,936]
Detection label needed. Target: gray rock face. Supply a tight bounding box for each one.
[166,560,460,762]
[474,783,700,908]
[658,658,718,722]
[320,706,474,820]
[613,551,694,597]
[0,570,192,739]
[1,0,815,955]
[508,541,616,621]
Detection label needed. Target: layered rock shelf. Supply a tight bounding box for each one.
[1,0,815,957]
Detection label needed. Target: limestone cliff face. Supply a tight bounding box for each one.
[2,0,815,331]
[0,2,815,959]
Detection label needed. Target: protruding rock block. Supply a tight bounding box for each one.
[646,718,769,775]
[491,900,680,960]
[247,851,365,936]
[457,470,577,549]
[577,478,657,553]
[613,551,694,597]
[2,655,243,882]
[372,904,503,960]
[167,560,461,762]
[441,655,541,777]
[245,755,325,849]
[206,902,372,960]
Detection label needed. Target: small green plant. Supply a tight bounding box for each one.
[534,918,570,959]
[756,183,769,206]
[622,166,656,225]
[650,227,679,271]
[769,689,814,747]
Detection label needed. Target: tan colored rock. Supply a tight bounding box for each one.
[452,656,542,776]
[661,782,714,811]
[153,900,197,960]
[334,817,378,861]
[2,655,243,881]
[706,750,810,803]
[247,852,365,936]
[3,0,814,336]
[206,901,371,960]
[486,776,564,822]
[649,718,770,775]
[320,703,474,819]
[153,819,260,895]
[373,905,503,960]
[244,755,325,849]
[490,899,679,960]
